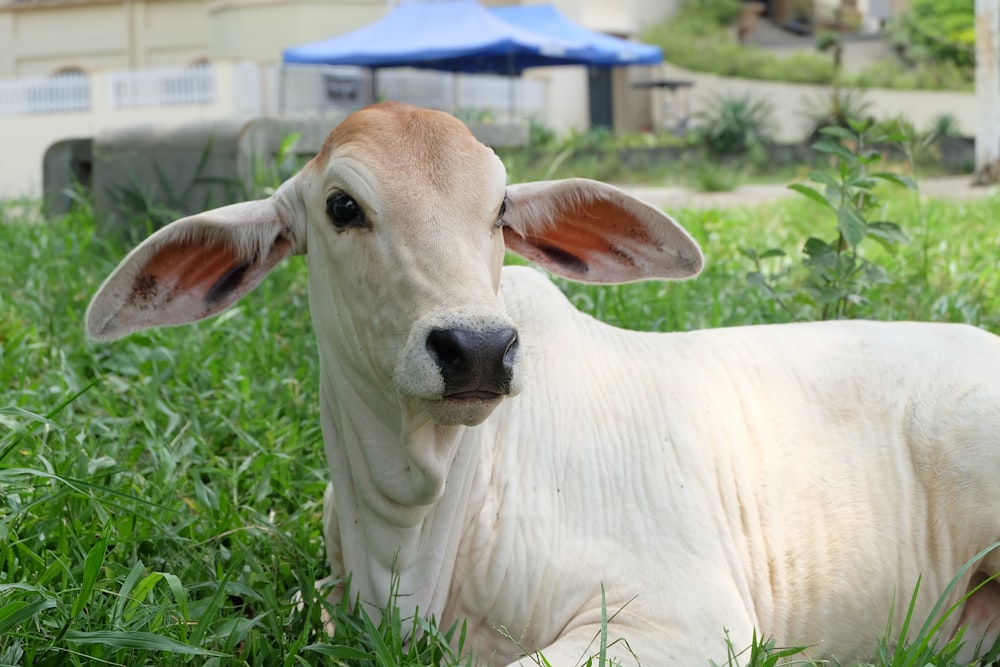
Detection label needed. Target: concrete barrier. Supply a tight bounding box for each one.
[658,63,978,144]
[43,114,529,234]
[88,115,347,234]
[42,138,92,216]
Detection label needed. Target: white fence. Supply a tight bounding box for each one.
[1,63,546,120]
[0,64,270,116]
[0,73,91,115]
[109,65,214,109]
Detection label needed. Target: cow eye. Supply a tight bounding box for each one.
[326,192,366,229]
[494,197,508,227]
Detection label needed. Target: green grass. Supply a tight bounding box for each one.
[5,184,1000,665]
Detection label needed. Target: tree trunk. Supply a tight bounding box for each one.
[975,0,1000,185]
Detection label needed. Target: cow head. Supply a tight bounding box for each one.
[86,102,703,427]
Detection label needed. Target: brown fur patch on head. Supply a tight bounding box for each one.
[312,102,496,191]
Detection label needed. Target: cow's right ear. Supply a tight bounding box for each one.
[501,178,703,284]
[86,198,299,342]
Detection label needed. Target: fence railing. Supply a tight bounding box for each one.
[0,73,90,115]
[109,65,214,109]
[0,62,546,120]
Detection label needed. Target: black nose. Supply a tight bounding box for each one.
[426,327,519,397]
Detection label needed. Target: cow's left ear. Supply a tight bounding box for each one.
[502,178,703,284]
[86,198,298,342]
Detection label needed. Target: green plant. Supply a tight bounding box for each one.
[711,631,807,667]
[250,131,306,198]
[302,577,474,666]
[743,120,914,320]
[501,585,636,667]
[928,113,961,140]
[692,163,741,192]
[697,94,775,158]
[454,107,497,125]
[867,544,1000,667]
[803,86,873,143]
[528,118,556,148]
[849,58,973,92]
[669,0,742,36]
[888,0,974,70]
[644,0,971,91]
[643,19,833,86]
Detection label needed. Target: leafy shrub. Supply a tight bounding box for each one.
[692,163,741,192]
[850,57,973,91]
[527,118,556,148]
[697,93,776,158]
[802,87,873,142]
[742,120,914,321]
[887,0,974,69]
[558,126,617,151]
[643,15,834,86]
[643,0,970,91]
[758,50,835,83]
[667,0,742,37]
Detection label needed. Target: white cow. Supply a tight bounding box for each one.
[87,102,1000,666]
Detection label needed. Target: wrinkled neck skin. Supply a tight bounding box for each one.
[316,355,486,623]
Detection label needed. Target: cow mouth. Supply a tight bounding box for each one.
[417,390,507,426]
[442,390,505,401]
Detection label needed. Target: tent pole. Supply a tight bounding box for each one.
[507,51,515,123]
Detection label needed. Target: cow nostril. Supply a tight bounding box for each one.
[426,328,465,371]
[501,330,518,363]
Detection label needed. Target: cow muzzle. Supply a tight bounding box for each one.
[395,311,522,426]
[426,326,519,398]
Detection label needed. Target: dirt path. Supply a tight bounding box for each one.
[621,176,997,210]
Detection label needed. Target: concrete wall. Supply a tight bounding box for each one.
[658,62,976,143]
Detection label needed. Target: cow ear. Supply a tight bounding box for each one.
[501,178,703,284]
[86,198,298,342]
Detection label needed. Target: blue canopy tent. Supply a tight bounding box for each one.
[489,4,662,67]
[281,1,664,126]
[282,0,588,74]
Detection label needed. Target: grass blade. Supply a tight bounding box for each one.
[0,597,57,635]
[70,531,109,619]
[64,629,228,656]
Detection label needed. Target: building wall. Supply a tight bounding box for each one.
[575,0,681,35]
[207,0,385,62]
[0,0,209,77]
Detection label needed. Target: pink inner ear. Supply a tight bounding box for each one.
[505,198,665,283]
[137,241,244,301]
[112,236,291,334]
